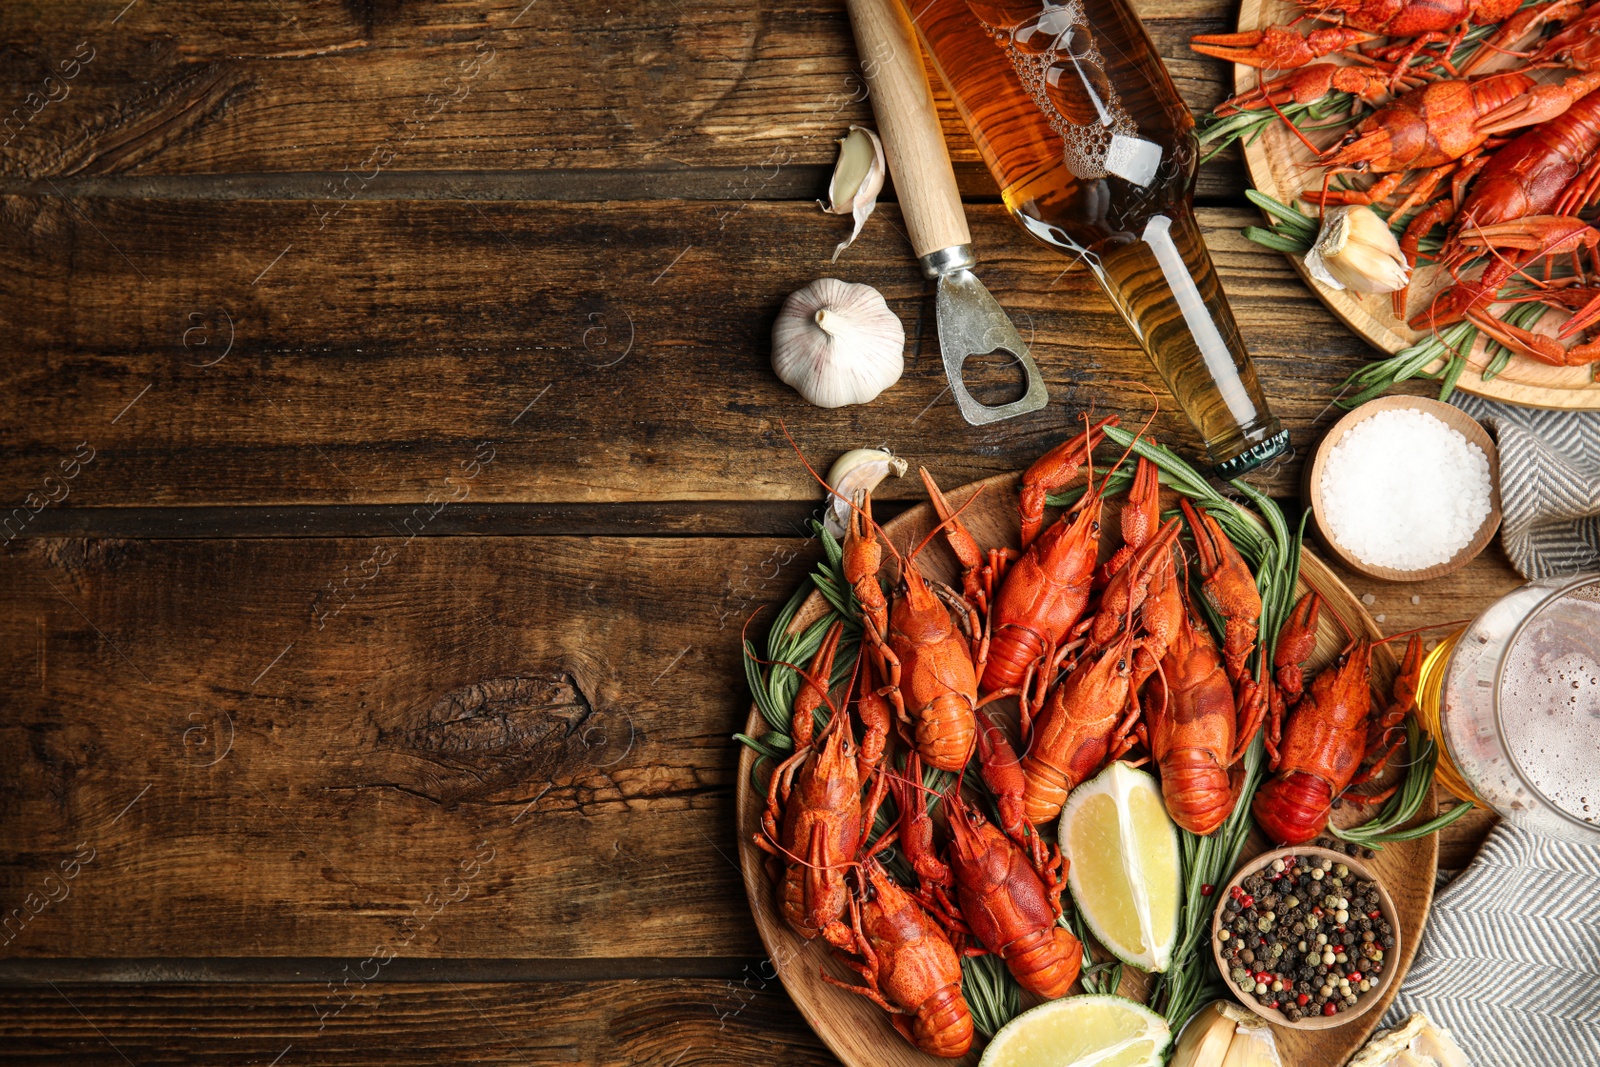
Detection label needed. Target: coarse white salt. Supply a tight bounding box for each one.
[1319,407,1493,571]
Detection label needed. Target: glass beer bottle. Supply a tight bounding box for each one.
[910,0,1289,476]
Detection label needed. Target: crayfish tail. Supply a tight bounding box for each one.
[910,985,975,1059]
[1020,755,1070,827]
[1252,770,1333,846]
[1001,925,1083,999]
[1160,748,1235,836]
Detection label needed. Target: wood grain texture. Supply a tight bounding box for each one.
[1234,0,1600,408]
[0,0,1245,195]
[0,534,824,959]
[0,198,1393,508]
[0,979,835,1066]
[737,473,1434,1067]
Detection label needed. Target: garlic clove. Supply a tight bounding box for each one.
[1410,1027,1470,1067]
[1170,1002,1281,1067]
[772,278,904,408]
[1219,1017,1281,1067]
[819,126,886,262]
[1348,1013,1471,1067]
[823,448,908,538]
[1304,204,1410,294]
[1169,1002,1240,1067]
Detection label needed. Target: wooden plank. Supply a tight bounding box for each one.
[0,534,828,959]
[0,979,834,1065]
[0,1,1245,195]
[0,198,1377,508]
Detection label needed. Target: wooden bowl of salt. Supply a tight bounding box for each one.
[1304,396,1502,583]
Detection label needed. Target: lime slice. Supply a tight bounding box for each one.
[1058,760,1181,972]
[978,994,1170,1067]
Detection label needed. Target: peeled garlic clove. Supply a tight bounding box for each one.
[823,448,908,538]
[1410,1026,1470,1067]
[1220,1016,1281,1067]
[1349,1013,1471,1067]
[1304,204,1410,294]
[1170,1002,1242,1067]
[819,126,885,262]
[772,278,904,409]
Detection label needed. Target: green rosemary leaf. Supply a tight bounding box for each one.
[960,953,1021,1038]
[1436,349,1469,402]
[1244,227,1315,254]
[1354,801,1476,844]
[733,732,790,762]
[1245,189,1317,236]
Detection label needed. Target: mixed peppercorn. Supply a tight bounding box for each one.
[1214,848,1394,1023]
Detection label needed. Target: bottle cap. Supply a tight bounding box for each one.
[1214,429,1290,480]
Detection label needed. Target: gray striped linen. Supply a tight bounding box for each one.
[1380,823,1600,1066]
[1451,396,1600,579]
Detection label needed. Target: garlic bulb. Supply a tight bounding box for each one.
[1170,1002,1281,1067]
[1304,205,1410,294]
[1348,1013,1470,1067]
[824,448,908,537]
[820,126,885,262]
[772,278,904,408]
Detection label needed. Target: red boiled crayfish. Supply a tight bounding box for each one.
[1253,594,1425,845]
[922,416,1118,702]
[824,855,974,1059]
[755,622,885,945]
[1414,215,1600,366]
[905,791,1081,998]
[1020,623,1142,826]
[862,514,983,773]
[1145,595,1269,836]
[790,434,976,774]
[1193,0,1524,79]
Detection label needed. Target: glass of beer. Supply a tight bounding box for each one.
[1430,575,1600,846]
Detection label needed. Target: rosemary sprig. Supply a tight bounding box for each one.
[960,953,1019,1038]
[1198,92,1358,163]
[1331,715,1476,848]
[1066,907,1124,997]
[1338,320,1478,407]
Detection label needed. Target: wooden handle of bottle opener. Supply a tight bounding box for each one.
[845,0,972,260]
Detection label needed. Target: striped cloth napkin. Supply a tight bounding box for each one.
[1451,395,1600,578]
[1380,823,1600,1065]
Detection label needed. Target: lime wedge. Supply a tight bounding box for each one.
[978,994,1170,1067]
[1058,760,1181,973]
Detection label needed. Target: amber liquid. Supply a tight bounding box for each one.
[912,0,1283,469]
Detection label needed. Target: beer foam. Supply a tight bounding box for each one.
[983,0,1145,182]
[1500,590,1600,826]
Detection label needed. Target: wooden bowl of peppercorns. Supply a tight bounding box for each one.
[1210,845,1401,1030]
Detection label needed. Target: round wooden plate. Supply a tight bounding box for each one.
[1232,0,1600,409]
[735,471,1438,1067]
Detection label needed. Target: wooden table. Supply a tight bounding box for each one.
[0,1,1509,1062]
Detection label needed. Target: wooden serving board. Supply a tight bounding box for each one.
[1233,0,1600,410]
[735,471,1438,1067]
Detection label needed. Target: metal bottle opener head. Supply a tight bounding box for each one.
[922,246,1049,426]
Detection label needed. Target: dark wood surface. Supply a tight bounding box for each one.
[0,0,1511,1062]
